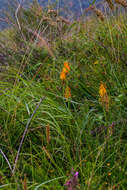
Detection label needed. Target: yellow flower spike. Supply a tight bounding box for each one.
[64,86,71,99]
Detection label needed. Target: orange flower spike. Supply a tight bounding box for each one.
[60,71,66,80]
[60,62,70,80]
[99,82,106,97]
[99,82,109,112]
[64,62,70,72]
[62,67,68,74]
[64,86,71,99]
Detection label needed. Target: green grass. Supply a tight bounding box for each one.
[0,2,127,190]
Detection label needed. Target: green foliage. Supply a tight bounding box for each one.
[1,2,127,189]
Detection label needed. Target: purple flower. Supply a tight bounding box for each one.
[64,169,79,190]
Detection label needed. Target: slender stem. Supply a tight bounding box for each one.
[12,96,45,175]
[15,0,25,31]
[0,148,13,172]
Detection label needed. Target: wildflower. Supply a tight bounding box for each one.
[60,61,70,80]
[64,169,79,190]
[99,82,109,112]
[64,86,71,99]
[99,82,107,97]
[64,62,70,72]
[63,67,69,74]
[60,71,66,80]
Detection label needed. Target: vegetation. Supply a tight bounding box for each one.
[0,0,127,189]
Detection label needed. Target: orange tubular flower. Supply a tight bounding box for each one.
[99,82,109,112]
[99,82,107,97]
[64,86,71,99]
[63,67,68,74]
[60,61,70,81]
[60,71,66,80]
[64,62,70,72]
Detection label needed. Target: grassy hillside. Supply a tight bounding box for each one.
[0,1,127,189]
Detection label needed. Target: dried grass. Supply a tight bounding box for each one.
[115,0,127,8]
[85,6,105,21]
[105,0,114,10]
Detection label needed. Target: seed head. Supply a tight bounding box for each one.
[105,0,114,10]
[115,0,127,8]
